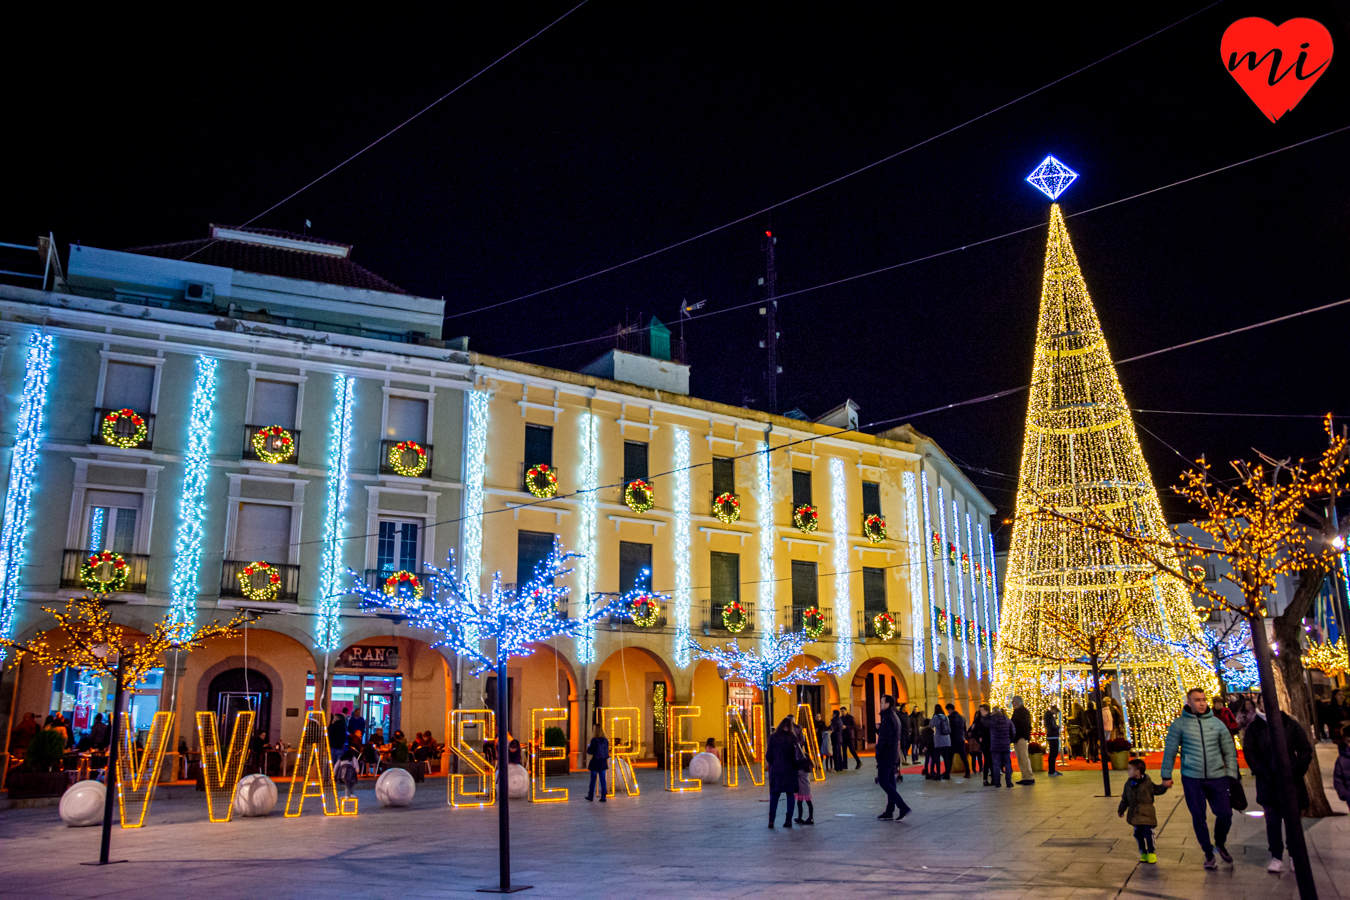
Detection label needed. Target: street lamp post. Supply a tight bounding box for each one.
[86,649,127,867]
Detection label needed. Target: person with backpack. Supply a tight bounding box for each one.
[931,705,952,779]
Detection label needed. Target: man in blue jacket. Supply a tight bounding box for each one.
[1161,688,1239,871]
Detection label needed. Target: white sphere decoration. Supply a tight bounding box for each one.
[507,763,529,799]
[375,767,416,807]
[59,780,106,827]
[688,752,722,783]
[233,774,278,817]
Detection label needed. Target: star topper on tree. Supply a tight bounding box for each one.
[343,540,653,893]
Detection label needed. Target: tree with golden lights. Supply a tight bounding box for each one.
[1032,419,1348,900]
[1303,637,1348,679]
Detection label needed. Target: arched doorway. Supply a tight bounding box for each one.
[207,668,274,743]
[595,647,675,761]
[853,658,907,746]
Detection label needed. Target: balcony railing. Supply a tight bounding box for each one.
[380,440,434,477]
[242,425,301,464]
[784,605,833,637]
[91,408,155,450]
[219,560,300,602]
[858,610,901,640]
[701,600,756,635]
[60,549,150,593]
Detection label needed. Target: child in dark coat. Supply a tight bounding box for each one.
[1118,758,1168,864]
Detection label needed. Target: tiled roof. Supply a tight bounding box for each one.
[125,226,409,295]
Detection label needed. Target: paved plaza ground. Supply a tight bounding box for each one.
[1,750,1347,899]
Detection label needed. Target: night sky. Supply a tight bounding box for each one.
[5,3,1348,524]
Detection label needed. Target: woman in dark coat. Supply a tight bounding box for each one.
[766,715,799,829]
[1243,708,1313,872]
[328,713,347,762]
[585,724,610,802]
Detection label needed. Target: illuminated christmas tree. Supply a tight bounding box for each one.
[992,198,1214,750]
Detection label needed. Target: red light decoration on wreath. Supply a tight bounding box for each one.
[388,441,429,477]
[630,594,660,627]
[713,492,741,524]
[862,514,886,543]
[801,606,826,639]
[238,562,282,602]
[930,531,942,556]
[961,552,970,574]
[872,611,896,641]
[793,504,819,533]
[721,600,748,633]
[383,570,424,601]
[251,425,295,464]
[525,463,558,498]
[101,408,147,449]
[81,550,129,592]
[624,479,655,513]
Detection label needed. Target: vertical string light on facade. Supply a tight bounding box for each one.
[921,471,940,671]
[575,412,598,664]
[673,429,693,667]
[937,486,954,678]
[987,530,1001,668]
[458,389,490,653]
[965,513,980,681]
[0,333,53,658]
[317,376,355,651]
[757,441,775,655]
[902,472,925,673]
[830,458,852,672]
[951,500,968,678]
[168,356,218,628]
[977,522,994,677]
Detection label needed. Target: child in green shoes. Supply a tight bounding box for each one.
[1119,758,1169,864]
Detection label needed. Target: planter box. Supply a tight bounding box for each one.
[6,771,69,799]
[1109,751,1130,771]
[1029,753,1045,773]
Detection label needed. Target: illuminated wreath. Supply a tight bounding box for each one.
[793,504,818,533]
[713,492,741,524]
[985,569,994,588]
[872,612,896,641]
[947,542,958,566]
[81,550,129,593]
[383,570,423,600]
[721,601,748,634]
[862,514,887,543]
[630,594,660,627]
[968,620,978,643]
[936,612,947,635]
[1186,564,1206,583]
[525,463,558,498]
[801,606,826,639]
[251,425,295,464]
[624,479,655,513]
[101,408,147,449]
[388,441,429,477]
[961,552,970,574]
[238,562,281,602]
[930,532,941,556]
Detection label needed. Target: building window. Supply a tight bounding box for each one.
[386,396,429,444]
[712,457,735,497]
[233,503,293,565]
[623,441,648,484]
[619,541,653,593]
[792,470,812,509]
[101,360,156,412]
[250,379,299,429]
[516,530,556,588]
[862,482,881,518]
[710,551,739,606]
[83,491,141,553]
[376,520,420,573]
[524,424,553,469]
[791,559,818,609]
[862,566,886,612]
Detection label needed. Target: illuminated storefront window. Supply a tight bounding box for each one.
[306,672,403,739]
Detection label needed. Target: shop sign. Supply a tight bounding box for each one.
[337,645,400,670]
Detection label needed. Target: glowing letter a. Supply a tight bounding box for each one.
[285,711,345,817]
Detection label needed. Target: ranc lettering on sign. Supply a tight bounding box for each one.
[337,645,400,670]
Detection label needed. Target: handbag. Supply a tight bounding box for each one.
[1228,775,1248,812]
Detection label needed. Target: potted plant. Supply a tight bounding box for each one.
[1107,738,1132,770]
[543,726,570,776]
[6,730,69,798]
[1028,741,1046,773]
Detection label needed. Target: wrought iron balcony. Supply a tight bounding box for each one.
[785,605,833,637]
[701,600,756,635]
[858,610,901,640]
[91,408,155,450]
[61,549,150,593]
[220,560,300,602]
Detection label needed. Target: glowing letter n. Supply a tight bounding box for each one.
[724,704,764,788]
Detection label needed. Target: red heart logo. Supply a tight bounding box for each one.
[1221,17,1334,122]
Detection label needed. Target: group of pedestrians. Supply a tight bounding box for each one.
[821,709,861,771]
[765,713,820,828]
